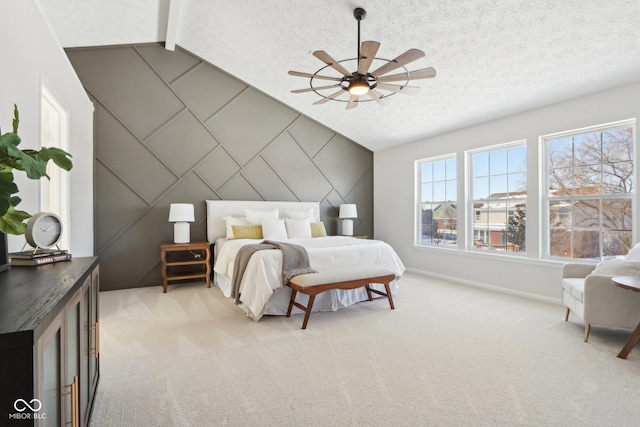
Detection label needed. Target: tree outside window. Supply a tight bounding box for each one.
[546,123,634,259]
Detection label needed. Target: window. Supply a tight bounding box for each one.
[417,155,457,246]
[469,142,527,253]
[544,121,635,259]
[41,86,70,250]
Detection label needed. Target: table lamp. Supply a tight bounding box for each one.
[339,204,358,236]
[169,203,195,243]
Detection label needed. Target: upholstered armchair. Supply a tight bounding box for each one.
[562,257,640,342]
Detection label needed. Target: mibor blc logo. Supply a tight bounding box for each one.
[8,398,46,420]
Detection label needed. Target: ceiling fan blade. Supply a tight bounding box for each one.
[313,51,352,77]
[367,89,391,106]
[371,48,426,77]
[291,84,341,93]
[288,70,343,82]
[375,83,421,95]
[377,67,437,83]
[313,89,347,105]
[358,40,380,75]
[346,94,359,110]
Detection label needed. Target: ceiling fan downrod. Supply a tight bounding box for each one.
[354,8,366,76]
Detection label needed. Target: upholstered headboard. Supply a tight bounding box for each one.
[206,200,320,243]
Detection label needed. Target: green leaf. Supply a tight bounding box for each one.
[6,145,48,179]
[12,104,19,134]
[0,205,30,235]
[36,147,73,171]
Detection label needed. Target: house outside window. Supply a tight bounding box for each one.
[417,155,457,246]
[469,142,527,254]
[544,121,635,260]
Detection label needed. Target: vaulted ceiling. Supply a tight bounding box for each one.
[39,0,640,151]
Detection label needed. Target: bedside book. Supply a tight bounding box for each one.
[10,253,72,266]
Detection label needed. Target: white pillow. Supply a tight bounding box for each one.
[261,219,288,240]
[245,209,279,224]
[625,243,640,260]
[591,259,640,276]
[223,216,250,239]
[285,217,311,239]
[284,209,316,222]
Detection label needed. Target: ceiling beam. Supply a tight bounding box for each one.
[165,0,184,51]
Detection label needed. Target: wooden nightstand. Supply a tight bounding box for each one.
[161,242,211,293]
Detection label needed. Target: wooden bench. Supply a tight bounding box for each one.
[286,266,396,329]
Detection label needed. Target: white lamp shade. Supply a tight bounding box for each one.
[339,204,358,219]
[168,203,195,222]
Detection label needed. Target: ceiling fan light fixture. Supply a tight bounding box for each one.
[348,80,370,95]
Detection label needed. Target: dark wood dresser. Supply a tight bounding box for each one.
[0,257,99,426]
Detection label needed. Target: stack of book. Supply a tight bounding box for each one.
[10,249,72,266]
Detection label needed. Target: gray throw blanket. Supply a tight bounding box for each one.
[231,240,317,304]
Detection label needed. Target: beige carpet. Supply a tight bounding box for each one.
[89,273,640,427]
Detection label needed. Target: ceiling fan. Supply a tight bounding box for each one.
[288,7,436,109]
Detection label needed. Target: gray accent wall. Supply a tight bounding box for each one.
[66,43,373,291]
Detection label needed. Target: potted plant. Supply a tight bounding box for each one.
[0,105,73,266]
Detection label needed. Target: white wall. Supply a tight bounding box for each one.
[374,82,640,302]
[0,0,94,256]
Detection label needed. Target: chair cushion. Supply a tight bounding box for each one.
[562,278,585,303]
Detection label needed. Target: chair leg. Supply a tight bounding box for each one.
[564,307,570,321]
[584,324,591,343]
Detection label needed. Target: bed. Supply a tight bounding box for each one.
[207,200,405,320]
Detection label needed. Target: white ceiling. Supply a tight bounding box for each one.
[39,0,640,151]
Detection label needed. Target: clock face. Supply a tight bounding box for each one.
[26,213,63,249]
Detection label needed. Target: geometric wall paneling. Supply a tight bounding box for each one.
[95,162,149,250]
[67,43,373,290]
[288,116,335,158]
[136,44,201,84]
[145,109,218,176]
[217,174,263,201]
[95,103,177,202]
[205,88,298,166]
[67,46,185,140]
[171,62,247,121]
[313,134,373,199]
[241,157,298,202]
[194,146,241,191]
[261,131,333,202]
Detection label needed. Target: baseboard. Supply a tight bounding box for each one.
[405,267,562,306]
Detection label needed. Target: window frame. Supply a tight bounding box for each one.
[415,154,458,247]
[541,119,636,260]
[467,140,528,256]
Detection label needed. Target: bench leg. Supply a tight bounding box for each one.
[384,282,395,310]
[286,289,297,317]
[365,285,373,301]
[301,294,316,329]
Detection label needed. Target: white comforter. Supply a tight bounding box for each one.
[213,236,405,320]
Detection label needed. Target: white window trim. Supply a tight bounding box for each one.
[40,84,70,250]
[415,154,457,247]
[467,140,527,255]
[540,118,637,260]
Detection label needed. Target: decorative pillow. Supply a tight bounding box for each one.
[285,217,312,239]
[311,221,327,238]
[261,219,288,240]
[284,209,316,222]
[245,209,279,225]
[223,216,250,239]
[591,259,640,276]
[231,224,263,239]
[625,243,640,260]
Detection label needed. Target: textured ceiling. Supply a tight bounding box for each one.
[39,0,640,151]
